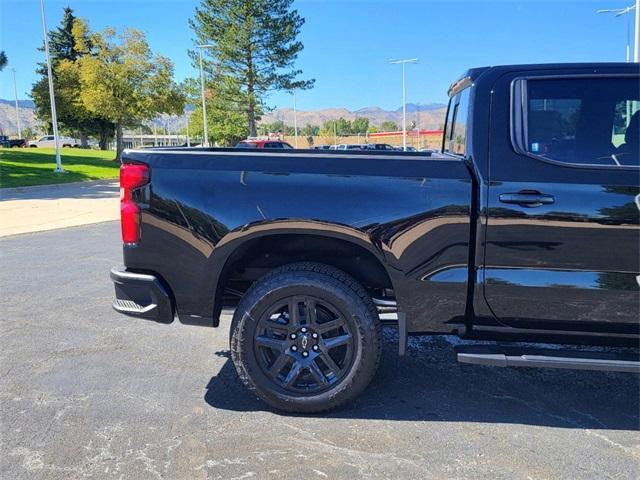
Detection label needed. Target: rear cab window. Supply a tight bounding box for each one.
[512,76,639,167]
[443,78,472,156]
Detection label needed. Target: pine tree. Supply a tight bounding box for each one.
[189,0,314,137]
[48,7,83,62]
[31,8,113,148]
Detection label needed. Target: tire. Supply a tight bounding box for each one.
[230,262,382,413]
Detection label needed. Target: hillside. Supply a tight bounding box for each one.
[0,101,39,136]
[0,99,446,137]
[261,103,446,130]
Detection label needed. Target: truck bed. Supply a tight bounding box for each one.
[120,148,474,332]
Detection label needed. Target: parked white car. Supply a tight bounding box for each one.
[29,136,81,148]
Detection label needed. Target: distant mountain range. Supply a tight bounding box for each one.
[0,99,446,137]
[0,99,35,109]
[0,99,38,136]
[261,102,446,130]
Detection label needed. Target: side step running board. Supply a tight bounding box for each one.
[457,348,640,373]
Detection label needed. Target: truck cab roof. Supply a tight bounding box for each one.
[449,62,638,97]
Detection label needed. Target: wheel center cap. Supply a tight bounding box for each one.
[301,334,309,350]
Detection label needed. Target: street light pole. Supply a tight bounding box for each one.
[292,91,298,148]
[629,5,633,61]
[416,102,421,150]
[186,110,191,147]
[333,120,337,146]
[11,68,21,139]
[597,4,637,61]
[39,0,63,172]
[597,4,638,127]
[390,58,418,151]
[197,44,215,147]
[198,48,208,147]
[635,0,639,62]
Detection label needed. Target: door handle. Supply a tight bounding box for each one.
[499,192,555,207]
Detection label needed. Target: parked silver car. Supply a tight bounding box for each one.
[29,136,81,148]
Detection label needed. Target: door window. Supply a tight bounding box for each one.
[514,77,639,167]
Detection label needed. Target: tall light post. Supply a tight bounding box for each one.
[390,58,418,151]
[597,3,638,127]
[416,102,421,150]
[197,44,215,147]
[291,91,299,148]
[597,4,636,61]
[10,68,21,139]
[186,109,191,147]
[39,0,63,172]
[633,0,640,63]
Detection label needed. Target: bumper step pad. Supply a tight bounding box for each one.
[110,267,174,323]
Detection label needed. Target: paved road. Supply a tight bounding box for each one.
[0,180,118,237]
[1,222,638,479]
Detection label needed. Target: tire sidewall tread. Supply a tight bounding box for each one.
[230,262,382,413]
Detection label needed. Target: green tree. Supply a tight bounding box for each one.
[21,127,35,140]
[301,123,319,136]
[49,7,84,61]
[338,118,352,135]
[189,0,314,137]
[320,118,352,137]
[320,119,335,137]
[381,120,398,132]
[0,51,7,71]
[188,102,247,146]
[259,120,295,136]
[77,28,185,159]
[351,117,369,135]
[182,76,247,146]
[32,7,82,129]
[31,9,114,148]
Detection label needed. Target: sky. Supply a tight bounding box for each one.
[0,0,637,112]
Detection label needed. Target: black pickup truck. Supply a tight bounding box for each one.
[111,63,640,412]
[0,136,27,148]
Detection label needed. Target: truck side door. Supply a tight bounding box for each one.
[484,71,639,336]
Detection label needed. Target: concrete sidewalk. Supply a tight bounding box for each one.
[0,179,119,237]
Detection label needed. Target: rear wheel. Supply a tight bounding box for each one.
[230,262,382,413]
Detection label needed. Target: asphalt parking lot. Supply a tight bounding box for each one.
[1,221,639,479]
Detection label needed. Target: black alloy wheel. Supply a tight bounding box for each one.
[254,295,355,394]
[230,263,382,413]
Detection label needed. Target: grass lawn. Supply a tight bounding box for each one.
[0,147,119,188]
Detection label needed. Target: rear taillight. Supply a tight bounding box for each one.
[120,163,149,244]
